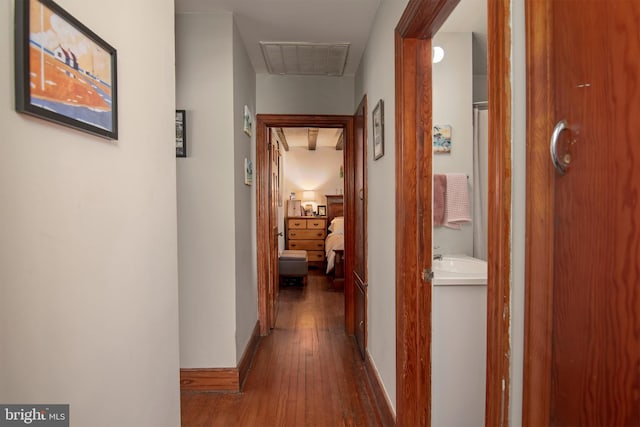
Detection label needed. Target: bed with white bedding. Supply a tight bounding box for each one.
[325,217,344,273]
[324,195,345,284]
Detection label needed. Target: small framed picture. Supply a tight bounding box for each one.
[244,158,253,185]
[317,205,327,216]
[243,105,253,136]
[176,110,186,157]
[433,124,452,153]
[373,99,384,160]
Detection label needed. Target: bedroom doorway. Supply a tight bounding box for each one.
[256,114,356,336]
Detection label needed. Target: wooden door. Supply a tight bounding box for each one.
[268,134,281,329]
[353,96,367,358]
[525,1,640,425]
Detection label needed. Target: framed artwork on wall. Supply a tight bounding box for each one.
[243,105,253,136]
[433,124,452,153]
[373,99,384,160]
[14,0,118,140]
[176,110,186,157]
[244,158,253,185]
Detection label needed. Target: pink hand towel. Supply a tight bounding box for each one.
[444,173,471,229]
[433,174,446,226]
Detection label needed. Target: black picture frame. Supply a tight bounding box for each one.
[317,205,327,216]
[15,0,118,140]
[373,99,384,160]
[176,110,186,157]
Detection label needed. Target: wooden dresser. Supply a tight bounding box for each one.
[286,216,327,265]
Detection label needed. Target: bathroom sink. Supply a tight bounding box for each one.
[432,255,487,285]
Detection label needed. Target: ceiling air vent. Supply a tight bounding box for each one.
[259,42,350,76]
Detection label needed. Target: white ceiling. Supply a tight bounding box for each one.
[174,0,488,76]
[174,0,382,76]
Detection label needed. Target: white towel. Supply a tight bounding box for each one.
[444,173,471,229]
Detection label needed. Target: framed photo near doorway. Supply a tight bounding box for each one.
[372,99,384,160]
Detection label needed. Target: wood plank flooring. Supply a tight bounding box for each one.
[181,270,384,426]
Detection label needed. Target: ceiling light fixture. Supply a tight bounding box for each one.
[433,46,445,64]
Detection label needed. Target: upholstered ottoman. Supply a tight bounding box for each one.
[279,250,308,286]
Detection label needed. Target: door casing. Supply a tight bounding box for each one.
[394,0,512,425]
[256,115,356,336]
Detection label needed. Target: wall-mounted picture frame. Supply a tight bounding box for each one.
[373,99,384,160]
[433,124,452,153]
[243,105,253,136]
[244,158,253,185]
[317,205,327,216]
[176,110,186,157]
[14,0,118,140]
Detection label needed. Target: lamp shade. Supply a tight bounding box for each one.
[302,191,316,202]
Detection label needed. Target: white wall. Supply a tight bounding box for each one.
[176,13,238,368]
[474,74,489,102]
[257,74,354,251]
[256,74,355,115]
[432,32,474,256]
[0,1,180,426]
[283,147,344,210]
[232,19,258,363]
[354,0,409,413]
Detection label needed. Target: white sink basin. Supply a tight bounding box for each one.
[432,255,487,285]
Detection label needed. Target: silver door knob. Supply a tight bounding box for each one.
[550,119,571,175]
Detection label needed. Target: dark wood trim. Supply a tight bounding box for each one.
[522,0,554,424]
[395,32,421,427]
[353,94,368,344]
[394,32,434,427]
[364,351,396,426]
[343,109,358,336]
[180,368,239,392]
[256,115,355,336]
[396,0,460,39]
[180,322,261,392]
[238,321,261,388]
[395,0,512,425]
[484,0,513,426]
[256,117,271,335]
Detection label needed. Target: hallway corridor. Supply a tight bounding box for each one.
[180,270,384,426]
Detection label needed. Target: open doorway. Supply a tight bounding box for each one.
[394,0,511,425]
[256,114,355,336]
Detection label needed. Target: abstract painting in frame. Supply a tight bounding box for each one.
[372,99,384,160]
[176,110,186,157]
[433,124,452,153]
[15,0,118,139]
[243,105,253,136]
[244,158,253,186]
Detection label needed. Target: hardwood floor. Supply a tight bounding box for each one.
[181,270,384,426]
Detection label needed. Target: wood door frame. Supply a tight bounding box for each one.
[522,0,554,424]
[395,1,512,425]
[256,114,356,336]
[353,95,368,356]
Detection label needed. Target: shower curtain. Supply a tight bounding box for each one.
[472,105,489,260]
